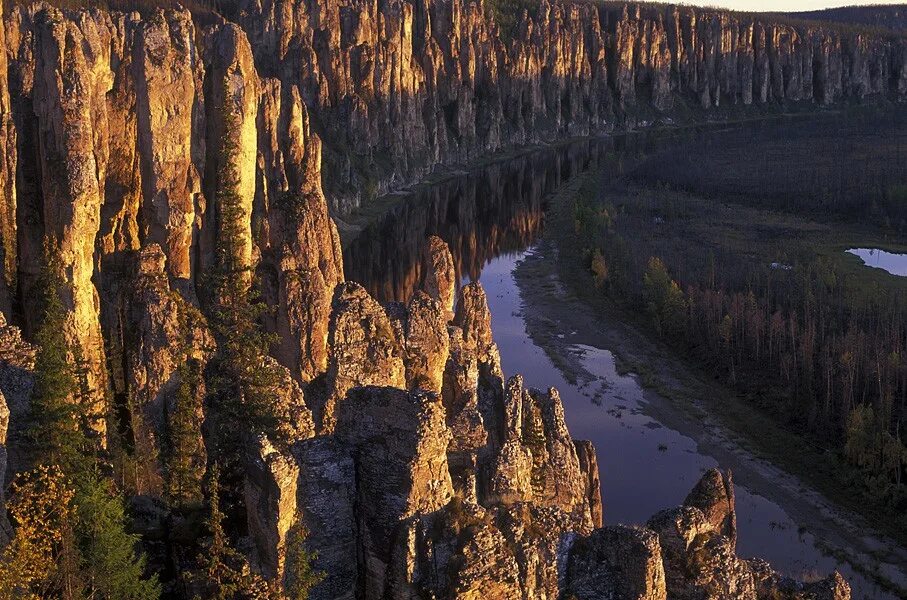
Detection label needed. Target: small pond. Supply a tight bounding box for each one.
[847,248,907,277]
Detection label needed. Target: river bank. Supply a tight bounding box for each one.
[513,177,907,597]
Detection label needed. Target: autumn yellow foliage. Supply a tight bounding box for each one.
[0,465,76,599]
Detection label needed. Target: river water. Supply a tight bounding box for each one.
[343,131,901,600]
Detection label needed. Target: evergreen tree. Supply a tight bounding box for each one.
[642,257,688,338]
[166,357,205,510]
[283,519,324,600]
[23,248,161,600]
[28,253,86,474]
[192,463,274,600]
[205,78,289,465]
[74,469,161,600]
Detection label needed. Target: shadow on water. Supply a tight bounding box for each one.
[343,114,901,600]
[343,129,672,299]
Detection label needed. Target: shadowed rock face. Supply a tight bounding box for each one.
[566,525,667,600]
[0,1,866,597]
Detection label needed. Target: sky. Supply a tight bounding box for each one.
[657,0,905,12]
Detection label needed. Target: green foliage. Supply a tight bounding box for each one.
[27,252,88,475]
[484,0,536,42]
[845,405,907,504]
[165,357,206,511]
[191,464,274,600]
[283,520,324,600]
[642,257,687,338]
[74,470,161,600]
[26,249,160,600]
[558,113,907,522]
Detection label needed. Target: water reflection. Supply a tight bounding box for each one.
[342,120,903,600]
[343,142,596,302]
[480,249,894,600]
[847,248,907,277]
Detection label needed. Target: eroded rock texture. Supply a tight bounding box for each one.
[0,1,873,598]
[234,0,907,212]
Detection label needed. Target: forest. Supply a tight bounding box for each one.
[565,110,907,535]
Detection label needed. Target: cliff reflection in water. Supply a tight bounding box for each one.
[344,139,610,303]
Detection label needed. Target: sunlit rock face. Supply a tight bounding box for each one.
[235,0,907,213]
[320,281,406,432]
[4,1,901,454]
[0,0,15,319]
[422,235,456,319]
[134,8,204,283]
[124,243,214,496]
[0,1,872,598]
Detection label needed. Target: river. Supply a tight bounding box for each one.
[343,129,904,600]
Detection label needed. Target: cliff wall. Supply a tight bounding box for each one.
[0,0,889,597]
[235,0,907,211]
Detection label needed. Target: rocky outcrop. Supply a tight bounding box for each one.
[0,2,870,598]
[575,439,604,529]
[640,471,849,600]
[124,244,213,496]
[134,8,205,283]
[486,375,595,527]
[259,86,343,385]
[233,0,907,213]
[320,282,406,432]
[3,0,903,465]
[421,235,456,318]
[0,0,15,319]
[334,386,453,599]
[566,525,667,600]
[390,499,524,599]
[684,467,737,547]
[28,5,124,440]
[562,469,851,600]
[0,312,34,483]
[204,22,260,277]
[402,291,449,393]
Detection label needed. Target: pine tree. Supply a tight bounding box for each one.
[74,469,161,600]
[283,519,324,600]
[24,249,161,600]
[166,357,205,510]
[205,78,289,465]
[192,463,274,600]
[28,253,86,474]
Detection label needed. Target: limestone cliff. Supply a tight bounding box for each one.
[0,1,879,598]
[235,0,907,212]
